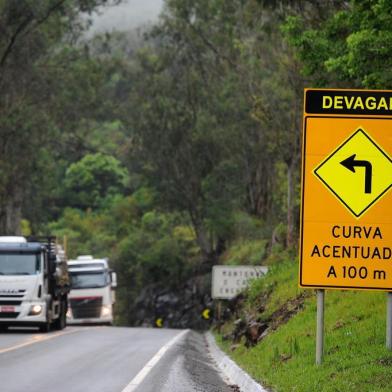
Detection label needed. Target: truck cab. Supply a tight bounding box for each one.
[0,236,69,332]
[67,256,116,325]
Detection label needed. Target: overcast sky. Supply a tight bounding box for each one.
[88,0,164,35]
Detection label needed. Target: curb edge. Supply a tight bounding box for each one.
[205,331,269,392]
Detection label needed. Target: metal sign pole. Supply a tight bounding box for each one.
[217,301,221,321]
[216,301,222,332]
[387,292,392,350]
[316,289,325,365]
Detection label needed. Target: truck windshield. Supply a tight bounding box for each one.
[0,254,40,275]
[70,271,108,289]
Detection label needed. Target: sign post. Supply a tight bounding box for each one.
[301,88,392,362]
[387,292,392,350]
[316,289,325,365]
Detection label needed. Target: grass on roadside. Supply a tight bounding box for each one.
[216,260,392,392]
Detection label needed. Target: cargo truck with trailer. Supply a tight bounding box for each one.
[0,236,70,332]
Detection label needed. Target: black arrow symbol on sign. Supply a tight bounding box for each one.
[340,154,372,194]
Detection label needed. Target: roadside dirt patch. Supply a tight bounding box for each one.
[222,292,309,347]
[268,292,308,331]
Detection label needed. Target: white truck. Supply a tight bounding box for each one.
[0,236,69,332]
[67,256,116,325]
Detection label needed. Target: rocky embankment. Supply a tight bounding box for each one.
[130,273,214,329]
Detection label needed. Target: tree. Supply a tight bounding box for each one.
[0,0,119,233]
[125,0,311,252]
[64,153,129,209]
[282,1,392,89]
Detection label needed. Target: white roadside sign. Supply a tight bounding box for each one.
[211,265,268,299]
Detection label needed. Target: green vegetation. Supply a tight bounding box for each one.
[1,0,392,344]
[1,0,311,324]
[217,260,392,392]
[284,0,392,88]
[245,260,300,319]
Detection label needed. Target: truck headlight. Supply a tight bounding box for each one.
[29,304,42,315]
[101,306,111,317]
[66,308,72,318]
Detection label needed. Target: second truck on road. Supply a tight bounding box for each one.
[67,255,116,325]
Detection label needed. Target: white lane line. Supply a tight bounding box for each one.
[121,329,189,392]
[0,327,88,355]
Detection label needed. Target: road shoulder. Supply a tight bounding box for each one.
[205,331,269,392]
[134,330,236,392]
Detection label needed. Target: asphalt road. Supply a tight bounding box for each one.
[0,326,235,392]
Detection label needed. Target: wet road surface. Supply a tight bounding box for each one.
[0,326,235,392]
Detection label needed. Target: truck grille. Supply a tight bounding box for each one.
[70,297,102,319]
[0,289,25,298]
[0,301,22,306]
[0,312,19,319]
[0,294,24,298]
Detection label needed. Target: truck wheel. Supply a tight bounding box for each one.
[53,300,66,331]
[39,307,51,333]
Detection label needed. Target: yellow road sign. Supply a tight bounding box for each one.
[314,128,392,217]
[300,88,392,291]
[155,318,163,328]
[202,308,210,320]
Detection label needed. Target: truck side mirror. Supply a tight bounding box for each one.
[111,271,117,289]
